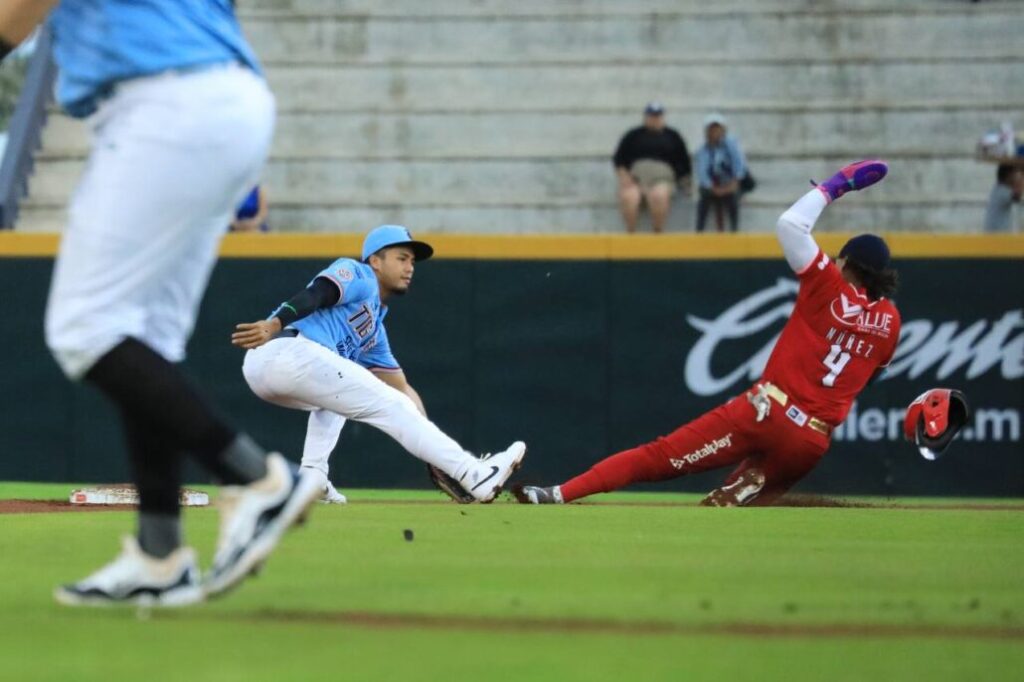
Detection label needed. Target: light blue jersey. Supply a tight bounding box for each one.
[286,259,400,372]
[48,0,261,118]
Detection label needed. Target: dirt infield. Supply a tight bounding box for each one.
[769,494,1024,511]
[194,609,1024,641]
[0,499,136,514]
[331,495,1024,511]
[2,495,1022,514]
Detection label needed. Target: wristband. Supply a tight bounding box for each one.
[274,303,299,327]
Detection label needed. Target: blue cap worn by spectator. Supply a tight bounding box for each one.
[644,101,665,116]
[839,234,890,272]
[361,224,434,262]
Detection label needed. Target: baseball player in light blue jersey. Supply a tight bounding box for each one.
[233,225,527,503]
[1,1,321,606]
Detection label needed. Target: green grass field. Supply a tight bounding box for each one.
[1,483,1022,682]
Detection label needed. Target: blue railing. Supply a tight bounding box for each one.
[0,28,56,230]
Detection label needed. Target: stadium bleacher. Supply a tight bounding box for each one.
[15,0,1023,233]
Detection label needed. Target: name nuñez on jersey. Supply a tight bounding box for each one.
[670,433,734,469]
[825,327,877,360]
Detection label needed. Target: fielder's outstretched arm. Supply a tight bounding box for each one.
[775,188,829,274]
[232,277,340,349]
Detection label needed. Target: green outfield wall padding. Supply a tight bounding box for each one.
[1,256,1020,496]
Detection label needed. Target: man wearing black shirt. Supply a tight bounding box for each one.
[612,102,692,233]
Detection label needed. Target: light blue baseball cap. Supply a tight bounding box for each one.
[361,224,434,262]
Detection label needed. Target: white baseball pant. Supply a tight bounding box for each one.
[45,63,275,379]
[242,335,478,480]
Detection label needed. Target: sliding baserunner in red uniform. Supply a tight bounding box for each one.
[515,160,900,506]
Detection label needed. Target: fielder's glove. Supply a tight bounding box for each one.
[427,464,475,504]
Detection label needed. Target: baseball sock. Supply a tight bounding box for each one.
[86,338,268,485]
[560,442,669,503]
[123,413,183,557]
[781,188,828,230]
[138,512,182,559]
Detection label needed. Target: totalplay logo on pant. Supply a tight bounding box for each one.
[670,434,734,469]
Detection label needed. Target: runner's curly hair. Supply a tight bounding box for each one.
[842,257,899,300]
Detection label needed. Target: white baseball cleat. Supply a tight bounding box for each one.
[461,441,527,503]
[301,466,348,505]
[322,480,347,505]
[55,536,203,607]
[204,453,321,598]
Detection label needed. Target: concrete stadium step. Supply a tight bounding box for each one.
[213,202,994,235]
[254,158,994,204]
[239,0,1019,17]
[241,10,1022,63]
[256,201,994,235]
[24,156,997,206]
[263,61,1021,112]
[36,105,1019,158]
[17,199,990,235]
[19,1,1020,235]
[38,106,1020,159]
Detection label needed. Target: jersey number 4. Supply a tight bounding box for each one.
[821,344,851,387]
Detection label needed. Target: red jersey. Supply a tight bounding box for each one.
[760,249,901,426]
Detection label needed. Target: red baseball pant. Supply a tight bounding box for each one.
[560,389,831,504]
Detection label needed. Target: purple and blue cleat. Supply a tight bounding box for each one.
[814,160,888,203]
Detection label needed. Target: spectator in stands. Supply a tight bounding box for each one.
[695,113,747,233]
[612,102,691,233]
[230,184,269,232]
[984,164,1022,232]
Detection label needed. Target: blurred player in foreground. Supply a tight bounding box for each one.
[2,0,320,605]
[232,225,527,504]
[516,160,900,506]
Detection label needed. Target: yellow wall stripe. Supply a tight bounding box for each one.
[0,233,61,256]
[2,231,1023,260]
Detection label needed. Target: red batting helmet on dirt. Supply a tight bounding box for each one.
[903,389,970,461]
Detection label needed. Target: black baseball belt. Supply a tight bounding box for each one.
[270,328,300,340]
